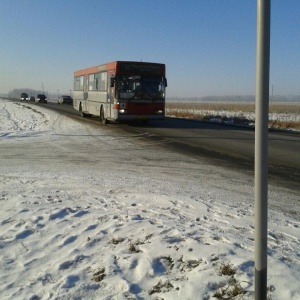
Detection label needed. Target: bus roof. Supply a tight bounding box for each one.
[74,61,165,77]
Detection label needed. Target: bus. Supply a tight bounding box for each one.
[73,61,167,123]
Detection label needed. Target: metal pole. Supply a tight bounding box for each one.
[255,0,270,299]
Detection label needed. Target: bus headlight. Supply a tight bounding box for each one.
[119,109,127,114]
[155,110,163,114]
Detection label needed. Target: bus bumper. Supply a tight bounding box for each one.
[116,114,165,121]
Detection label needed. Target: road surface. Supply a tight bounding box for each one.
[12,100,300,191]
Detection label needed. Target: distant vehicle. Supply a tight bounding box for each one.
[29,96,35,102]
[58,95,73,105]
[20,93,29,101]
[73,61,167,123]
[35,94,47,104]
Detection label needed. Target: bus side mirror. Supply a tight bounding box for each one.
[164,78,168,87]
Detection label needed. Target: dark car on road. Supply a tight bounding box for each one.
[35,94,47,104]
[58,95,73,105]
[20,93,29,101]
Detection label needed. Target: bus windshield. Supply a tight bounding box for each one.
[116,76,165,100]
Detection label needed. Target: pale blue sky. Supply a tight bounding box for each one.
[0,0,299,97]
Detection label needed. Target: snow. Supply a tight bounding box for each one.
[0,99,299,300]
[166,108,300,123]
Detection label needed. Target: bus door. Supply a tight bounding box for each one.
[108,75,115,118]
[83,76,88,112]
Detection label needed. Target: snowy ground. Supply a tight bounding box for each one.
[166,108,300,124]
[0,99,299,300]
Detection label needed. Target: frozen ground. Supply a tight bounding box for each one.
[0,99,299,300]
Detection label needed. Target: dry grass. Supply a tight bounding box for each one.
[166,101,300,130]
[218,262,237,276]
[213,263,245,299]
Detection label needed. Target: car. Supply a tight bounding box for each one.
[58,95,73,105]
[20,93,29,101]
[35,94,47,104]
[29,96,35,102]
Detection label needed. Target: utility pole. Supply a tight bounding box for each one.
[255,0,270,299]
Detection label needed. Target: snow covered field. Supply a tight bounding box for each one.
[165,102,300,131]
[0,99,299,300]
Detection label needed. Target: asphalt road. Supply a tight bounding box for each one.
[15,100,300,191]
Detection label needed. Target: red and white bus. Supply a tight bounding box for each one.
[73,61,167,123]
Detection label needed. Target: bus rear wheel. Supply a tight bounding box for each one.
[100,106,108,124]
[79,104,88,118]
